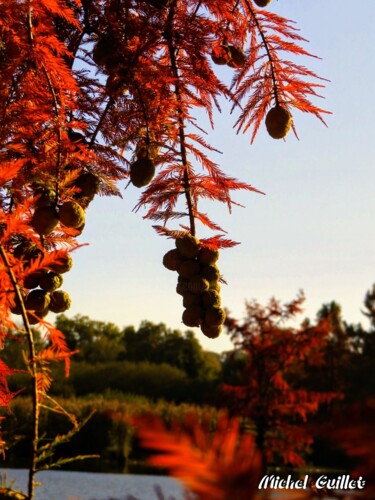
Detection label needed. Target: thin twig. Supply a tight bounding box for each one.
[0,243,39,500]
[165,1,196,236]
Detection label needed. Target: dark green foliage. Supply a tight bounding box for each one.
[304,300,375,403]
[363,284,375,329]
[1,329,45,371]
[55,314,125,362]
[66,361,190,402]
[74,172,100,198]
[221,350,249,386]
[47,361,217,404]
[55,315,221,381]
[121,321,217,379]
[344,323,375,403]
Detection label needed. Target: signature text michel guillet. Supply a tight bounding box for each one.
[258,474,366,491]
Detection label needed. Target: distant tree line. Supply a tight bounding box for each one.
[4,284,374,408]
[54,316,221,380]
[2,284,374,471]
[4,317,222,404]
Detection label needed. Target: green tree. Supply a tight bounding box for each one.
[121,321,166,363]
[199,351,222,382]
[343,285,375,402]
[0,328,45,370]
[55,314,125,363]
[154,329,206,379]
[55,315,221,381]
[315,294,375,403]
[363,283,375,330]
[221,349,249,386]
[315,301,352,394]
[122,320,214,379]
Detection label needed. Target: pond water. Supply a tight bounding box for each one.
[0,469,186,500]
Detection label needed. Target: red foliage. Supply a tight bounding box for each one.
[222,293,342,466]
[0,360,24,409]
[134,412,262,500]
[0,0,328,419]
[232,4,330,141]
[328,400,375,498]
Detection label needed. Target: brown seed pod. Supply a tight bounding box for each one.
[182,306,204,327]
[92,36,111,67]
[200,322,222,339]
[31,207,59,235]
[201,264,220,283]
[178,259,201,279]
[253,0,272,6]
[33,185,56,208]
[265,105,292,139]
[49,253,73,274]
[204,306,226,326]
[59,201,85,229]
[105,73,129,98]
[198,247,219,266]
[209,281,221,293]
[130,158,155,188]
[27,307,49,325]
[227,45,246,68]
[211,45,230,66]
[39,272,63,292]
[182,292,202,308]
[188,275,210,295]
[24,271,45,290]
[26,290,51,312]
[175,233,201,259]
[49,290,71,313]
[176,278,189,296]
[74,221,85,236]
[75,173,100,198]
[163,249,184,272]
[201,289,221,308]
[92,34,121,70]
[135,142,159,161]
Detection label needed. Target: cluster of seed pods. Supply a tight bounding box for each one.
[163,233,226,339]
[10,172,101,325]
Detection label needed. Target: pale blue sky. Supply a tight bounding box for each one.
[61,0,375,353]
